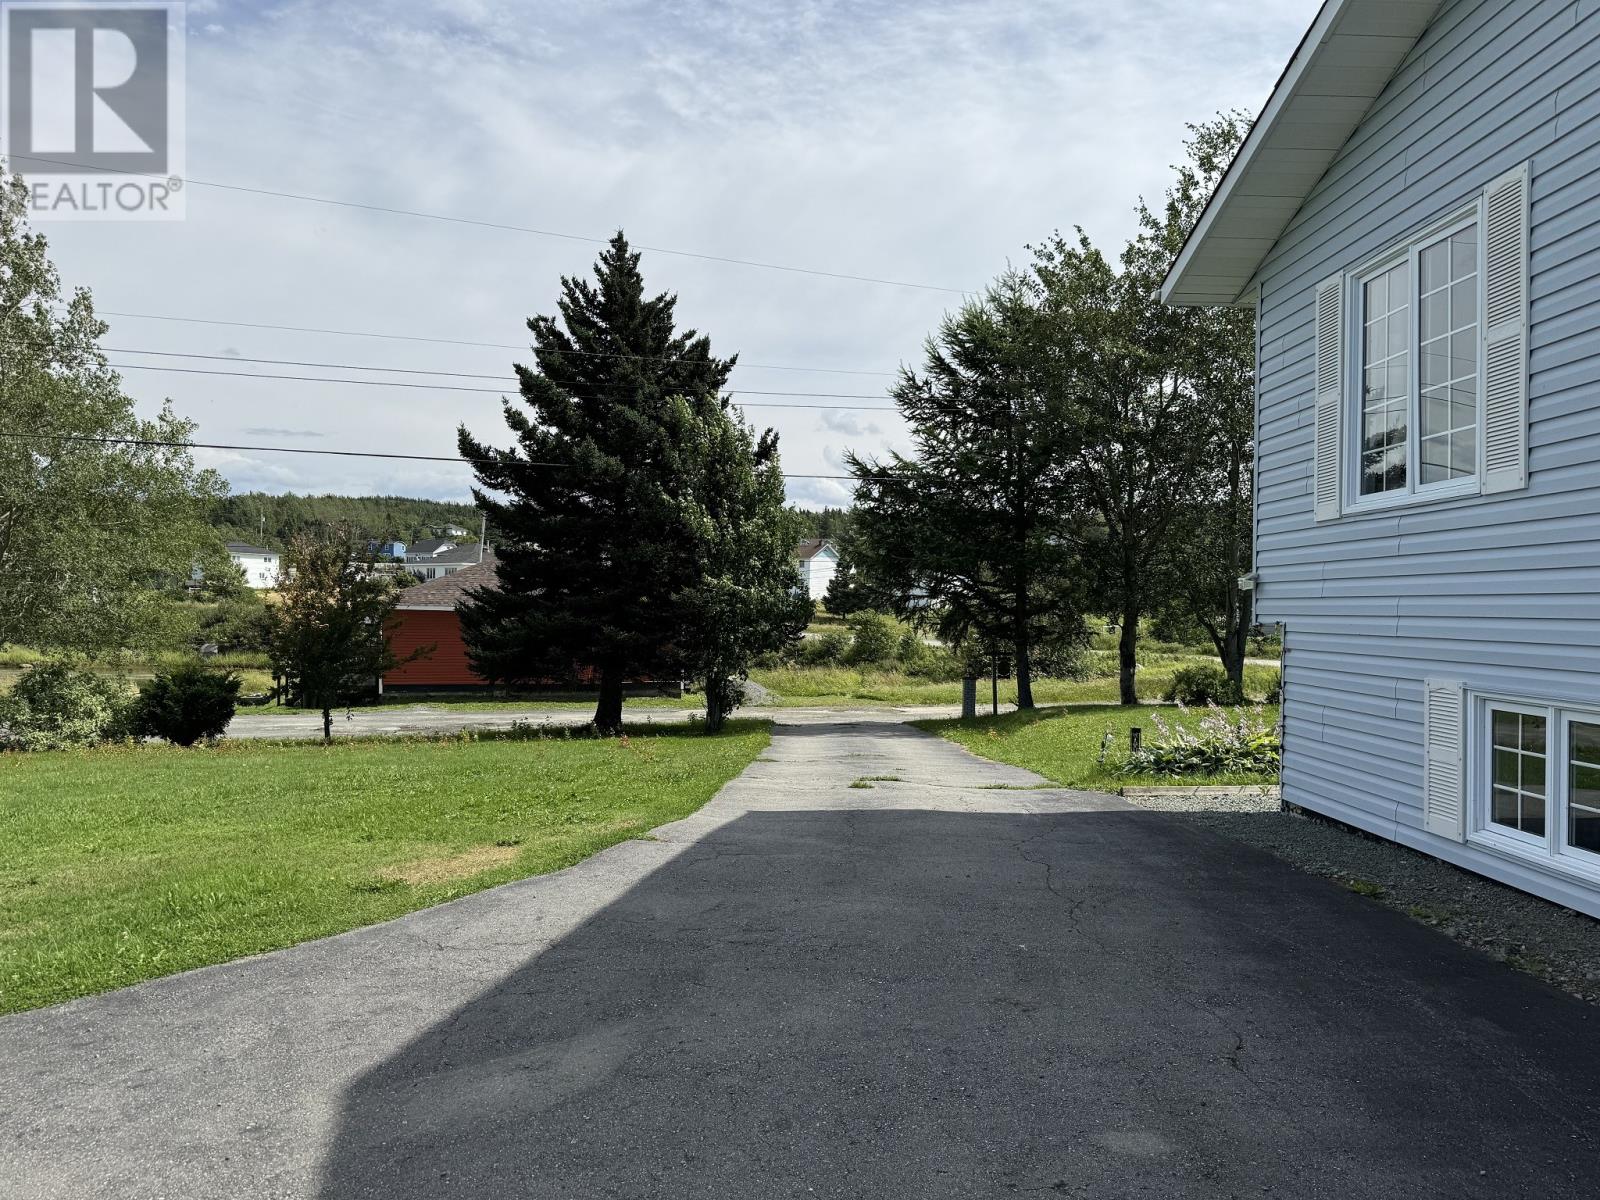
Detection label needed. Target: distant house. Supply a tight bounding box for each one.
[404,537,458,560]
[441,525,470,539]
[405,543,486,582]
[225,542,278,590]
[1162,0,1600,916]
[793,539,838,602]
[371,540,406,559]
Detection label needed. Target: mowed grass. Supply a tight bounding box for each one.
[0,722,768,1014]
[917,703,1281,791]
[750,659,1277,709]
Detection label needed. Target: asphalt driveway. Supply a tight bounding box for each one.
[3,718,1598,1198]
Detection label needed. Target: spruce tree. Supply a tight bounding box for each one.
[457,234,735,732]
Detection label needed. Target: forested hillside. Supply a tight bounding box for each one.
[211,493,481,549]
[789,507,852,541]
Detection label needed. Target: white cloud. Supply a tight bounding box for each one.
[41,0,1319,507]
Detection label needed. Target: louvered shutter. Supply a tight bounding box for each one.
[1422,680,1466,842]
[1481,165,1530,494]
[1313,274,1344,521]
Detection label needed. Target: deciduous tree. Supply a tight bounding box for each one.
[1031,114,1252,703]
[267,525,413,740]
[845,273,1089,709]
[0,171,227,655]
[670,404,810,731]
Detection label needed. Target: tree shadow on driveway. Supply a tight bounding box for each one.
[316,806,1600,1199]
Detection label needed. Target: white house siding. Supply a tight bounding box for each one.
[1254,0,1600,916]
[803,554,837,602]
[231,552,277,589]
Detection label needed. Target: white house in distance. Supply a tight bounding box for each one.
[793,539,838,602]
[225,542,278,589]
[1163,0,1600,916]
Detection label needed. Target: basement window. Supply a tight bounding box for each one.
[1470,696,1600,881]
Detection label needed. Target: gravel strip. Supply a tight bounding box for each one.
[1126,790,1600,1004]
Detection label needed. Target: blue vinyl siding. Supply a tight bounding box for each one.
[1254,0,1600,916]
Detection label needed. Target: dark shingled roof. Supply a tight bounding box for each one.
[794,538,837,561]
[405,537,457,558]
[395,554,497,610]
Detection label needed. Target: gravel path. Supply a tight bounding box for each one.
[1127,790,1600,1004]
[222,702,1014,740]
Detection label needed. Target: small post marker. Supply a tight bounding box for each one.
[1130,727,1143,754]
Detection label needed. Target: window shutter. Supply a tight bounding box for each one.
[1422,680,1466,842]
[1481,165,1530,494]
[1313,274,1343,521]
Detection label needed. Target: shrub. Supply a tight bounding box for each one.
[196,596,274,655]
[896,629,925,668]
[0,662,137,751]
[1164,663,1244,706]
[846,612,899,666]
[1124,705,1280,777]
[1263,669,1283,704]
[133,662,242,746]
[801,630,850,666]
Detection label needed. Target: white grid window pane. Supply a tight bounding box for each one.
[1419,225,1479,485]
[1360,262,1410,496]
[1489,709,1547,838]
[1569,721,1600,856]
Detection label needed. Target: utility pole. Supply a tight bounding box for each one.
[477,509,486,563]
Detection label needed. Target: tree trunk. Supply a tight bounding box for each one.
[1118,596,1140,706]
[1014,624,1035,711]
[593,667,624,734]
[705,682,726,734]
[1221,587,1252,691]
[321,706,333,742]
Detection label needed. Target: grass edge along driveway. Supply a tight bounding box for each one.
[0,722,769,1015]
[916,703,1280,791]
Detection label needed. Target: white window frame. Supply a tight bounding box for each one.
[1344,204,1485,514]
[1466,691,1600,887]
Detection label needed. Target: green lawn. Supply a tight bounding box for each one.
[750,659,1277,709]
[0,722,768,1014]
[916,703,1281,791]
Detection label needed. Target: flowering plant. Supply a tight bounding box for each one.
[1121,703,1280,777]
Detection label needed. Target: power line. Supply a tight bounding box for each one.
[0,430,873,481]
[10,152,970,295]
[102,359,902,409]
[84,308,900,377]
[91,346,893,394]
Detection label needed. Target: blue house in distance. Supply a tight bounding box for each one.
[1165,0,1600,917]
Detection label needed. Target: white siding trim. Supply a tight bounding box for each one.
[1313,273,1344,522]
[1423,679,1466,842]
[1481,163,1531,494]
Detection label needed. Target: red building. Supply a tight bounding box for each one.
[384,554,682,695]
[383,558,498,692]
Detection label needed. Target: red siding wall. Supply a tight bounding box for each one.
[385,610,485,688]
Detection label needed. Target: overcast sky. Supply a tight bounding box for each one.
[42,0,1318,509]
